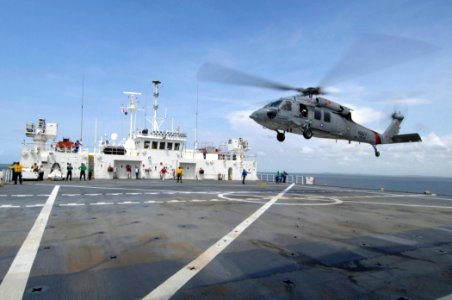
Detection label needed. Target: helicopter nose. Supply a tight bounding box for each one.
[250,109,264,121]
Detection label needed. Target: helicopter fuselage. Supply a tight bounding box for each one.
[249,95,421,157]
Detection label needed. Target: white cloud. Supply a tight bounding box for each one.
[347,105,386,125]
[378,97,432,105]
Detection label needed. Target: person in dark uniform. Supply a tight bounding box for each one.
[66,163,73,181]
[79,163,87,180]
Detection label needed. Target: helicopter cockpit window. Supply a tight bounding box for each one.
[281,101,292,111]
[267,100,282,108]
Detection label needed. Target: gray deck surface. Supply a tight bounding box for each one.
[0,179,451,299]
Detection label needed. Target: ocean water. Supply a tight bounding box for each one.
[259,172,452,196]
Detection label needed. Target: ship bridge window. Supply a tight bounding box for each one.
[159,142,165,150]
[167,142,173,150]
[144,141,150,149]
[281,101,292,111]
[174,143,180,151]
[152,141,158,149]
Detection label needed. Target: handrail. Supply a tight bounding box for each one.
[257,172,305,185]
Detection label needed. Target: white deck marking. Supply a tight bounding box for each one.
[85,193,101,196]
[142,183,295,300]
[0,185,60,300]
[59,203,85,207]
[343,200,452,209]
[0,204,21,208]
[106,193,123,196]
[25,204,45,208]
[370,234,418,246]
[90,202,114,206]
[118,201,140,205]
[62,194,80,197]
[437,293,452,300]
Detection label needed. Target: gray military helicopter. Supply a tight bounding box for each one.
[198,63,422,157]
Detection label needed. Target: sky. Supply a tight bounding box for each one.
[1,0,451,177]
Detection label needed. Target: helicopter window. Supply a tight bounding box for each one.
[281,101,292,111]
[300,104,308,117]
[268,100,282,108]
[324,112,331,123]
[314,109,321,120]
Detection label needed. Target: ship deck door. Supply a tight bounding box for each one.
[89,155,94,178]
[179,163,196,179]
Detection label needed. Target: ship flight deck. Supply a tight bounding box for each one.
[0,180,451,300]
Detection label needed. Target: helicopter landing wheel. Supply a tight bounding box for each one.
[303,128,313,139]
[276,131,285,142]
[372,145,380,157]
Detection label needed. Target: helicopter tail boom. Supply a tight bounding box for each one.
[380,112,421,144]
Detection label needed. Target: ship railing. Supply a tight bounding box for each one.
[21,142,88,153]
[257,172,306,185]
[0,169,13,183]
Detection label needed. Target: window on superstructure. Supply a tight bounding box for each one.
[159,142,165,150]
[144,141,150,149]
[174,143,180,151]
[152,141,158,149]
[167,142,173,150]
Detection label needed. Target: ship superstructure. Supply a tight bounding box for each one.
[18,81,257,181]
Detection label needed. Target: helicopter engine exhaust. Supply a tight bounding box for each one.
[315,97,352,117]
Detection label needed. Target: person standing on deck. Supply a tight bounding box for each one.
[241,169,248,184]
[7,162,26,185]
[88,165,93,180]
[135,166,139,179]
[176,166,183,183]
[126,164,132,179]
[66,163,73,181]
[79,163,87,180]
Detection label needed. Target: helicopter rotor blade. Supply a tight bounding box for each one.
[320,34,438,87]
[197,63,301,92]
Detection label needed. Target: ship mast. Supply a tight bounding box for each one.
[80,75,85,144]
[123,91,141,139]
[152,80,161,132]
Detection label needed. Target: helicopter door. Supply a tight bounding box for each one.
[279,100,293,125]
[299,104,308,118]
[322,111,332,132]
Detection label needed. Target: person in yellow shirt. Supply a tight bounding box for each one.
[176,166,184,183]
[7,162,27,185]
